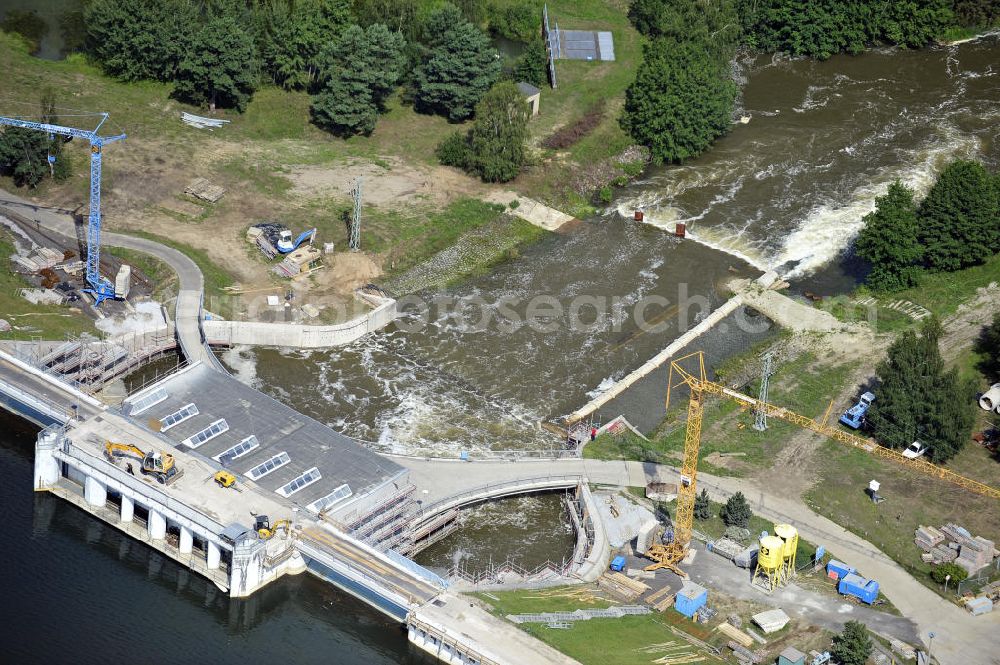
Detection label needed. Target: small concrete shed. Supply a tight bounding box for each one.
[517,82,541,117]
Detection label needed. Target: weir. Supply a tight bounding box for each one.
[566,271,779,424]
[0,347,581,665]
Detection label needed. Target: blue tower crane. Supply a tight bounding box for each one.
[0,112,125,304]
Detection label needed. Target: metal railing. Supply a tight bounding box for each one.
[415,474,584,525]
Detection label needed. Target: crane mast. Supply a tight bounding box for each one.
[644,350,1000,574]
[0,113,125,304]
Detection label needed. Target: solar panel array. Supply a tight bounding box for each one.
[308,483,353,514]
[159,403,199,431]
[277,467,322,497]
[247,452,290,480]
[183,418,229,448]
[215,435,260,463]
[126,387,169,415]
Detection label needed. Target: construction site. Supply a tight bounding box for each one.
[3,19,1000,665]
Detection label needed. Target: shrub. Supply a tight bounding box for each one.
[930,563,968,584]
[436,131,472,168]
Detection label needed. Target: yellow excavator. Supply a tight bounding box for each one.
[254,515,291,540]
[104,442,182,485]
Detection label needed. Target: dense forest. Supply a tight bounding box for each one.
[1,0,998,184]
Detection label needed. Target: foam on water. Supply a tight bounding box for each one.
[96,300,166,335]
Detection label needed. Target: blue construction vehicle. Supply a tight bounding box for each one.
[610,555,626,572]
[276,227,316,253]
[839,392,874,429]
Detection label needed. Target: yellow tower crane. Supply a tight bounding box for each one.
[643,351,1000,574]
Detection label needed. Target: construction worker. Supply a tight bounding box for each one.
[590,426,597,441]
[126,462,135,476]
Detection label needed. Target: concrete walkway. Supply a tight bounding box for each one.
[0,190,217,368]
[486,190,575,231]
[396,456,1000,664]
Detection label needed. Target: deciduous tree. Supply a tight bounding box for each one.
[173,13,258,112]
[855,180,924,291]
[467,81,529,182]
[620,36,736,163]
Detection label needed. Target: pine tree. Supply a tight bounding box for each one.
[855,180,923,291]
[694,488,712,520]
[918,160,1000,272]
[868,317,974,462]
[311,24,407,137]
[414,3,502,122]
[975,312,1000,380]
[256,0,352,90]
[720,491,752,528]
[830,621,873,665]
[84,0,197,81]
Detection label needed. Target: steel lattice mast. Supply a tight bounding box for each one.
[0,112,126,304]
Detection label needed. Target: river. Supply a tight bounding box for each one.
[3,32,999,663]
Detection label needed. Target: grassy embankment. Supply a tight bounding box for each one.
[822,251,1000,333]
[470,583,831,665]
[0,232,96,340]
[0,31,521,283]
[585,349,858,476]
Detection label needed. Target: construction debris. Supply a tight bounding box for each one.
[915,523,998,573]
[644,584,676,612]
[708,537,745,561]
[275,245,322,278]
[180,112,230,130]
[889,638,916,660]
[751,608,790,634]
[506,605,650,624]
[184,178,226,203]
[965,596,993,615]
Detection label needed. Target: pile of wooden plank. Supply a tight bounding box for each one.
[717,622,753,647]
[914,525,945,550]
[644,584,676,612]
[597,572,648,601]
[181,112,230,130]
[11,246,63,273]
[956,536,996,576]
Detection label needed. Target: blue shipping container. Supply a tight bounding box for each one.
[826,559,854,580]
[675,582,708,618]
[838,573,879,604]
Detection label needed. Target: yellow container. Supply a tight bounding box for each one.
[758,536,784,570]
[774,523,798,559]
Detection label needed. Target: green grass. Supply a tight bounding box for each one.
[471,587,727,665]
[0,233,96,340]
[125,231,238,297]
[806,439,1000,601]
[586,350,860,475]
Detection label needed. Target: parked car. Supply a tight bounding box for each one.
[902,440,928,459]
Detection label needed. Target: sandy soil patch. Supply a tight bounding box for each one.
[288,157,488,207]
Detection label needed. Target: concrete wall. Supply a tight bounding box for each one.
[203,296,397,349]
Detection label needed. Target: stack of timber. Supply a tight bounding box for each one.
[914,525,945,551]
[956,536,996,576]
[598,572,649,601]
[644,585,676,612]
[181,112,230,130]
[717,623,753,647]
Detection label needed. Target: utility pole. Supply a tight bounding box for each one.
[753,352,774,431]
[349,177,362,251]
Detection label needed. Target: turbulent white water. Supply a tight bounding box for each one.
[615,37,1000,279]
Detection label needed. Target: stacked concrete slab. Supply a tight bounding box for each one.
[957,536,996,576]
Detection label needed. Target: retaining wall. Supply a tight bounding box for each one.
[203,296,397,349]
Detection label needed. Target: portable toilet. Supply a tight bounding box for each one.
[610,555,626,572]
[674,581,708,618]
[778,647,806,665]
